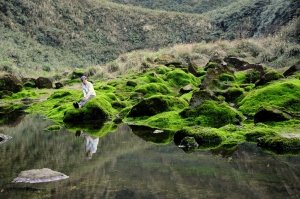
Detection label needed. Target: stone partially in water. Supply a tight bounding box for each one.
[0,133,12,144]
[12,168,69,183]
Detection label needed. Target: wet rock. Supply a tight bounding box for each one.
[36,77,53,89]
[0,133,12,144]
[254,106,292,123]
[0,73,22,93]
[283,60,300,77]
[12,168,69,183]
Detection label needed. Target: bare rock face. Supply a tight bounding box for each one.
[12,168,69,183]
[0,74,22,93]
[36,77,53,89]
[283,60,300,77]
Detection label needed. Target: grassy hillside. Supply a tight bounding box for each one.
[0,0,216,76]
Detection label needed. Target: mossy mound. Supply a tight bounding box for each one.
[180,100,244,128]
[258,135,300,155]
[255,70,284,87]
[127,95,188,117]
[63,97,115,122]
[238,79,300,117]
[245,128,277,142]
[164,69,200,87]
[134,82,174,98]
[174,127,223,149]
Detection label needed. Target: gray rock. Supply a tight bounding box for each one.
[12,168,69,183]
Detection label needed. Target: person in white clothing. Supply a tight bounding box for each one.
[73,76,96,108]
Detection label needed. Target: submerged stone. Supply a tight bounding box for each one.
[12,168,69,183]
[0,133,12,144]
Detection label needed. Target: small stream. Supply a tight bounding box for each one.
[0,114,300,199]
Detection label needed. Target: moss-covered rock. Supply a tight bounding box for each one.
[164,69,200,87]
[0,74,23,93]
[63,97,115,122]
[127,95,188,117]
[71,69,85,79]
[257,135,300,155]
[189,90,220,107]
[180,100,244,128]
[254,105,293,123]
[255,70,284,87]
[219,87,245,103]
[135,82,173,98]
[238,79,300,116]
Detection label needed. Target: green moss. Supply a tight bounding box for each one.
[204,62,218,71]
[245,69,261,83]
[66,123,118,137]
[45,124,62,132]
[180,100,244,128]
[238,79,300,116]
[155,66,172,74]
[225,87,245,103]
[245,128,277,142]
[10,89,38,100]
[135,83,174,98]
[235,71,247,84]
[219,73,235,81]
[164,69,200,88]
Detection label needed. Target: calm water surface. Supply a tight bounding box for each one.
[0,114,300,199]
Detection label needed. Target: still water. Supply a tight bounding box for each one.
[0,114,300,199]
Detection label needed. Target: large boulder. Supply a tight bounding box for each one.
[0,74,22,93]
[36,77,53,89]
[22,77,37,88]
[254,106,292,123]
[283,60,300,77]
[224,57,266,76]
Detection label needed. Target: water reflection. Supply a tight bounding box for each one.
[0,114,300,199]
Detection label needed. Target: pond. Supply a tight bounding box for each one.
[1,114,300,199]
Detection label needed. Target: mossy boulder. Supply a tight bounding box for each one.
[255,70,284,87]
[135,82,173,98]
[127,95,188,117]
[254,105,293,123]
[180,100,244,128]
[257,135,300,154]
[63,97,114,122]
[164,69,199,87]
[283,60,300,77]
[219,87,244,103]
[0,74,22,93]
[189,90,219,107]
[71,69,85,79]
[126,80,137,87]
[36,77,53,89]
[238,79,300,116]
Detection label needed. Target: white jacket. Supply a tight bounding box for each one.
[81,81,96,98]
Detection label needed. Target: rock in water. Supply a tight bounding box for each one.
[0,133,12,144]
[12,168,69,183]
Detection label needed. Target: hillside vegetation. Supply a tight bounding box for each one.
[0,0,216,75]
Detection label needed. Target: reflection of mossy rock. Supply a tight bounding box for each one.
[189,90,219,107]
[180,100,244,128]
[130,125,174,144]
[63,97,113,122]
[174,127,223,148]
[255,70,284,87]
[127,95,188,117]
[178,136,199,149]
[0,74,22,93]
[254,106,292,123]
[257,135,300,155]
[245,128,277,142]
